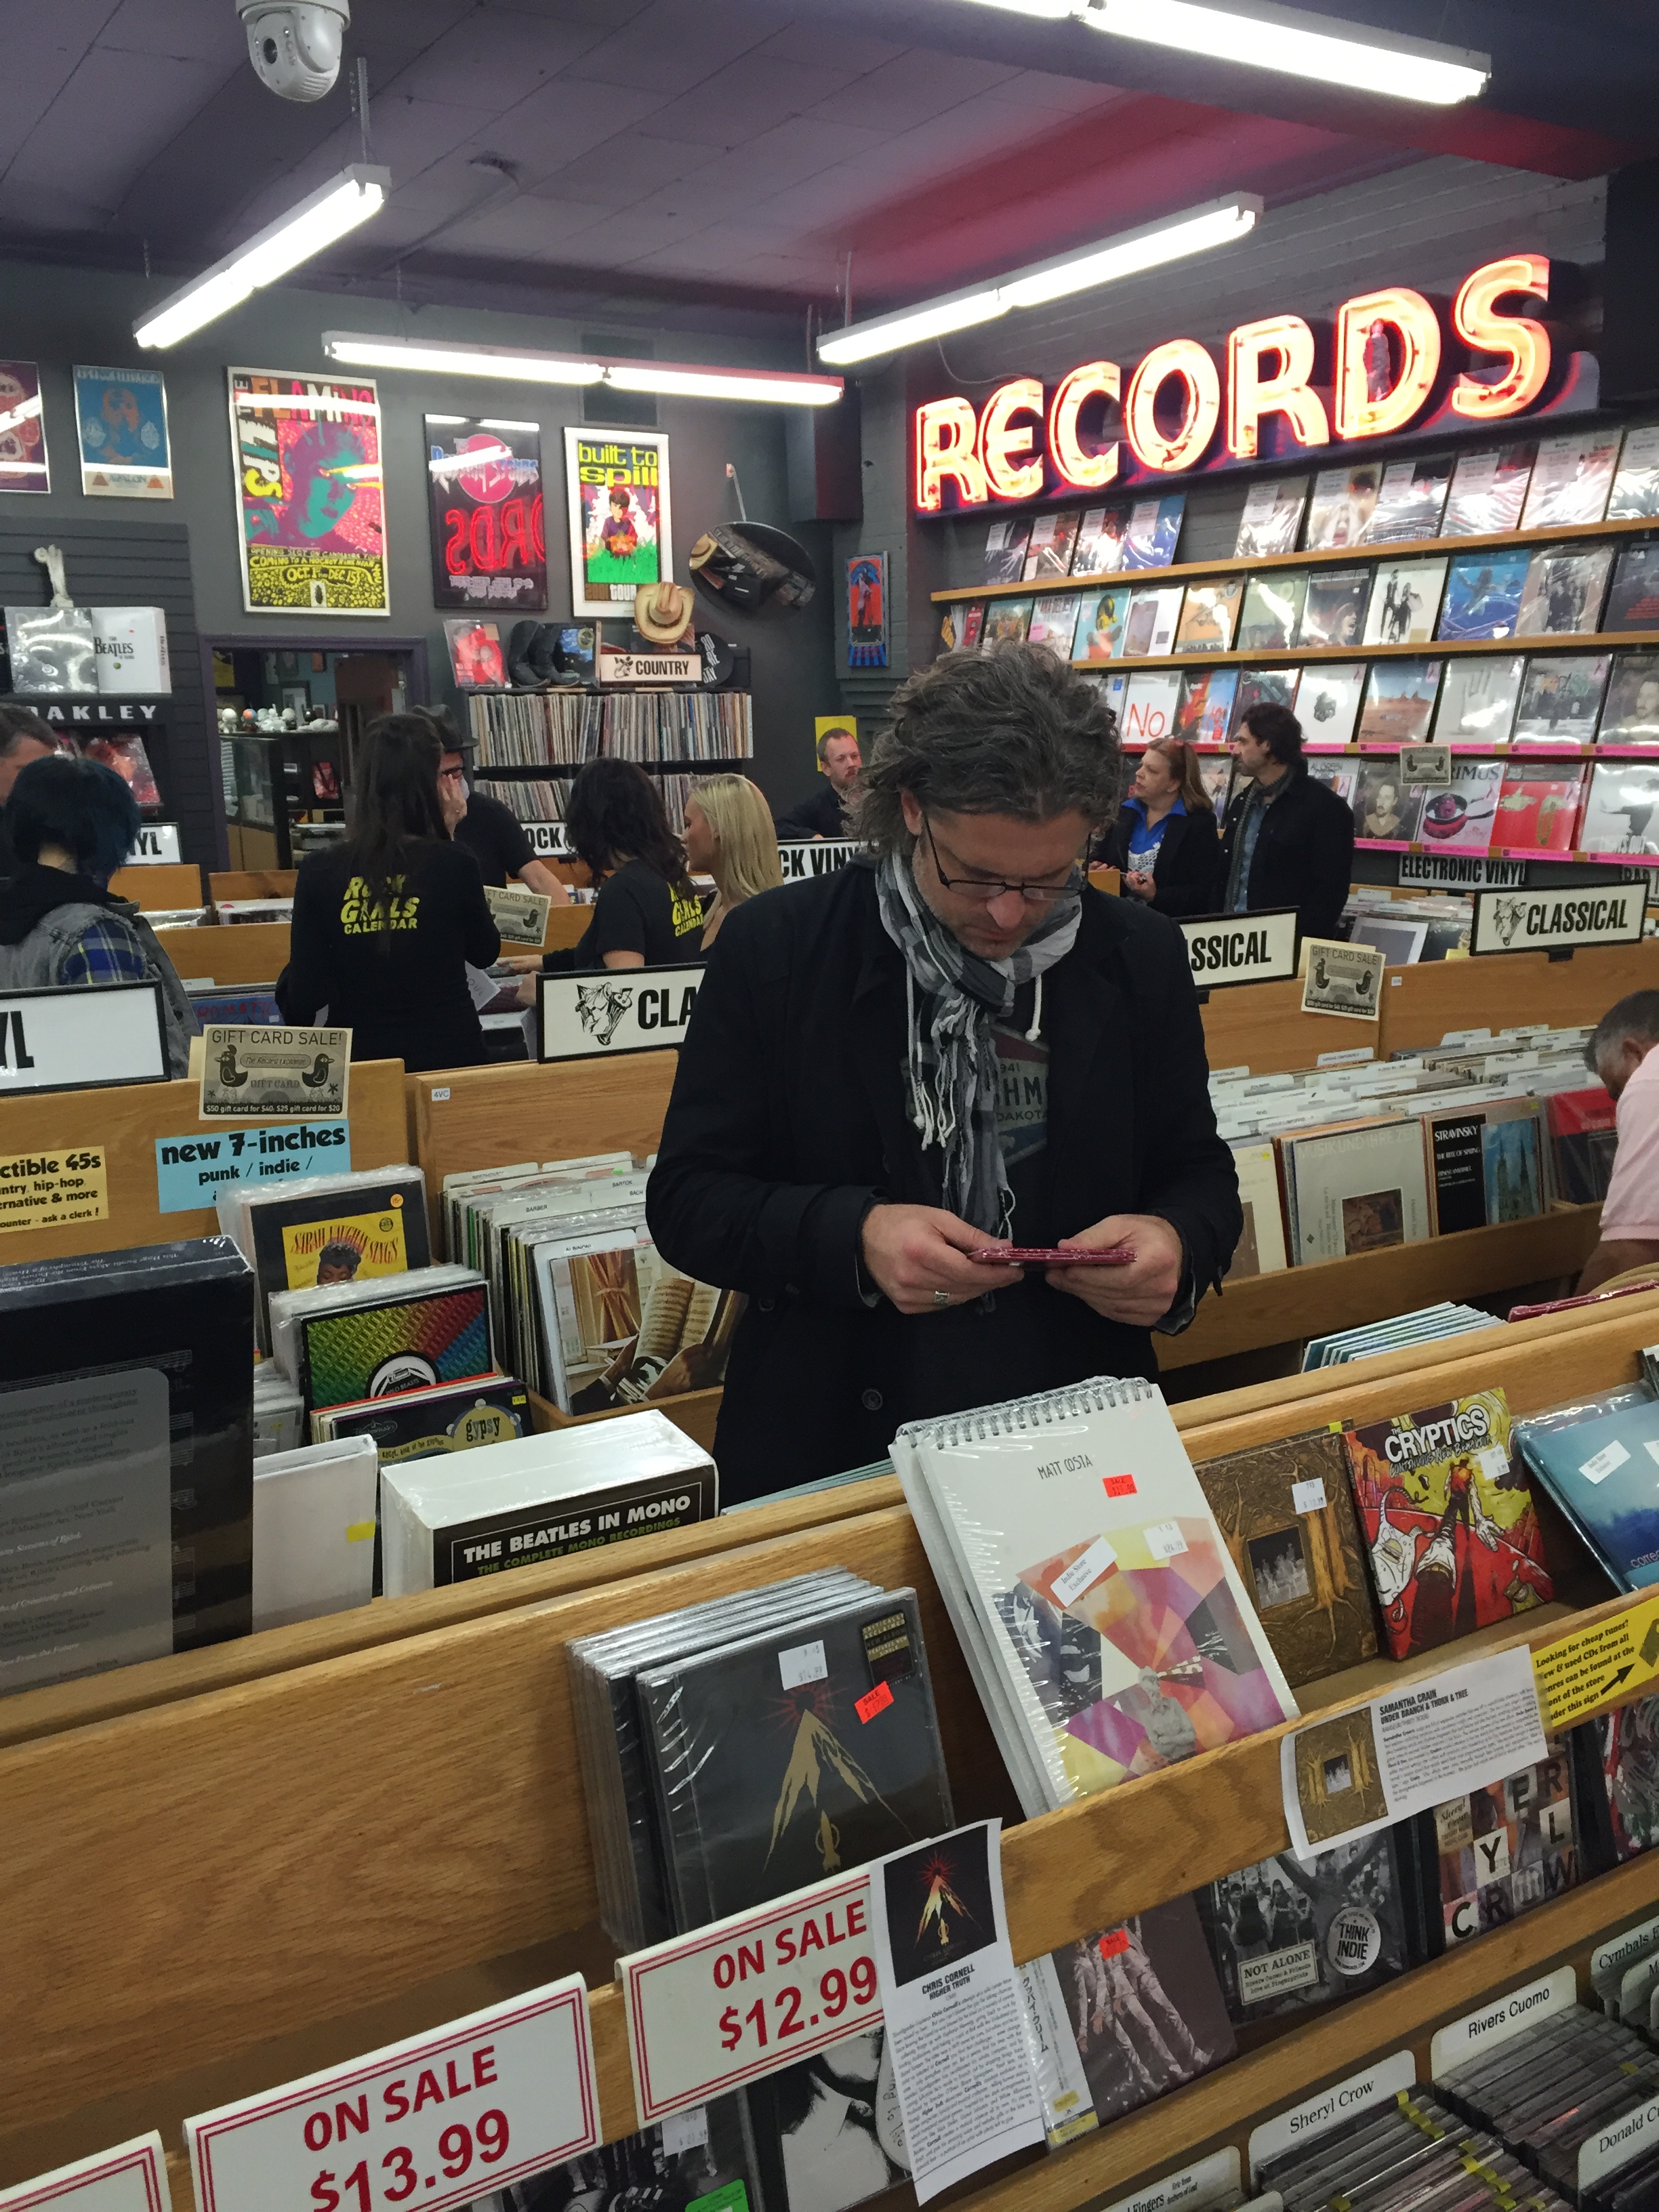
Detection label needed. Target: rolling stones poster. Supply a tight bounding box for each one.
[565,426,671,619]
[426,415,546,611]
[0,361,48,493]
[228,367,388,616]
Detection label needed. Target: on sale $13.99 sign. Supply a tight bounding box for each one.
[186,1978,598,2212]
[621,1870,882,2126]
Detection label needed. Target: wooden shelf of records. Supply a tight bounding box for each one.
[14,1290,1659,2212]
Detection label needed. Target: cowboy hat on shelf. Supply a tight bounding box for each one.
[632,580,695,647]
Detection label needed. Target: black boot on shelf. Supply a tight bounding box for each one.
[506,620,544,689]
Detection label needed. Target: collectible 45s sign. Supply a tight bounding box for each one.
[1470,883,1646,956]
[537,966,701,1060]
[186,1978,598,2212]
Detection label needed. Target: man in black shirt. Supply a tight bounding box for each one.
[776,724,861,840]
[1216,703,1354,945]
[439,744,568,901]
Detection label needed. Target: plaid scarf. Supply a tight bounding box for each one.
[875,848,1082,1235]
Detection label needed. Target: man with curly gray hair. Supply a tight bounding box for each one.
[647,642,1242,1502]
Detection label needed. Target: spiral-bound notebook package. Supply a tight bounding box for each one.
[892,1376,1299,1818]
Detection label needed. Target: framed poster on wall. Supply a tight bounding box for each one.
[228,367,388,616]
[426,415,546,611]
[564,427,671,619]
[0,361,48,493]
[846,552,888,668]
[74,365,172,498]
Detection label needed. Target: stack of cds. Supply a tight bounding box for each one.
[1300,1303,1504,1370]
[1254,2081,1578,2212]
[573,1571,954,2212]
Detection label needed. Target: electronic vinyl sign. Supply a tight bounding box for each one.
[914,253,1592,513]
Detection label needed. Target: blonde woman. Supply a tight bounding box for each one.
[682,775,783,948]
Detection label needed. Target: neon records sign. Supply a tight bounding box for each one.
[914,254,1587,512]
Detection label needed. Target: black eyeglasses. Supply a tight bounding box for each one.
[920,815,1085,907]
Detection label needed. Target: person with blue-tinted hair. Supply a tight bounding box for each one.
[0,752,197,1074]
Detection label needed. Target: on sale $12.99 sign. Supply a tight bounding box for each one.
[621,1870,882,2126]
[186,1978,598,2212]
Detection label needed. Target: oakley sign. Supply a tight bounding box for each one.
[915,254,1568,512]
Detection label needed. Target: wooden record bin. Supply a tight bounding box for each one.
[9,1289,1659,2212]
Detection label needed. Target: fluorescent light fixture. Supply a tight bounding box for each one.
[952,0,1075,14]
[478,418,541,431]
[426,413,469,425]
[817,192,1261,365]
[134,165,389,348]
[1081,0,1489,103]
[321,331,844,407]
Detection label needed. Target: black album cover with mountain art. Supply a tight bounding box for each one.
[636,1589,954,1933]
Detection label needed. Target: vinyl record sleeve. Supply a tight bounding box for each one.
[1597,652,1659,744]
[891,1378,1296,1816]
[1174,665,1240,745]
[1433,655,1523,745]
[743,2026,912,2212]
[1515,1386,1659,1592]
[1366,455,1453,545]
[462,2092,759,2212]
[1304,463,1382,550]
[1299,570,1370,650]
[1443,443,1536,537]
[1438,550,1530,641]
[1174,579,1242,653]
[1353,764,1426,843]
[1196,1832,1410,2022]
[1227,1139,1289,1279]
[1416,760,1504,855]
[1415,1738,1578,1952]
[1580,759,1659,853]
[1031,1900,1234,2127]
[1297,662,1366,748]
[1282,1118,1431,1263]
[1193,1428,1377,1686]
[1024,510,1081,581]
[1070,503,1131,576]
[1230,666,1300,733]
[1233,478,1307,559]
[1589,1695,1659,1861]
[982,596,1033,645]
[1363,558,1446,646]
[1512,653,1611,742]
[1027,592,1082,658]
[1357,659,1443,746]
[1237,573,1306,653]
[270,1265,491,1404]
[0,1237,255,1680]
[1604,542,1659,632]
[224,1166,431,1353]
[1521,431,1620,529]
[1343,1389,1553,1661]
[1122,494,1184,569]
[983,517,1031,583]
[1121,583,1182,656]
[1608,427,1659,523]
[636,1587,954,1932]
[1515,545,1614,637]
[1494,766,1585,853]
[1120,668,1182,741]
[1077,586,1131,661]
[317,1374,530,1462]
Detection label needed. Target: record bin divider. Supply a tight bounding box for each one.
[108,862,204,912]
[207,868,298,905]
[152,918,290,987]
[7,1296,1659,2199]
[405,1050,680,1240]
[0,1055,407,1265]
[1376,941,1658,1058]
[3,1285,1652,1759]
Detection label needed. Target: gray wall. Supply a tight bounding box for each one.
[0,258,843,854]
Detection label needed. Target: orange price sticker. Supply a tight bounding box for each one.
[855,1681,894,1725]
[1103,1475,1136,1498]
[1096,1929,1130,1959]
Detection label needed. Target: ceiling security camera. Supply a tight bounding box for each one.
[239,0,350,101]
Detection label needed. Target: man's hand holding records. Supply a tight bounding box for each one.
[860,1204,1023,1313]
[1046,1214,1184,1324]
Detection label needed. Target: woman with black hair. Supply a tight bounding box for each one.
[542,757,704,972]
[0,752,198,1073]
[281,712,499,1072]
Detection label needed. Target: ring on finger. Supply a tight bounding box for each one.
[933,1288,951,1308]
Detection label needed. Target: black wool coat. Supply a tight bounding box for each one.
[1215,765,1355,945]
[644,863,1242,1504]
[1100,803,1223,917]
